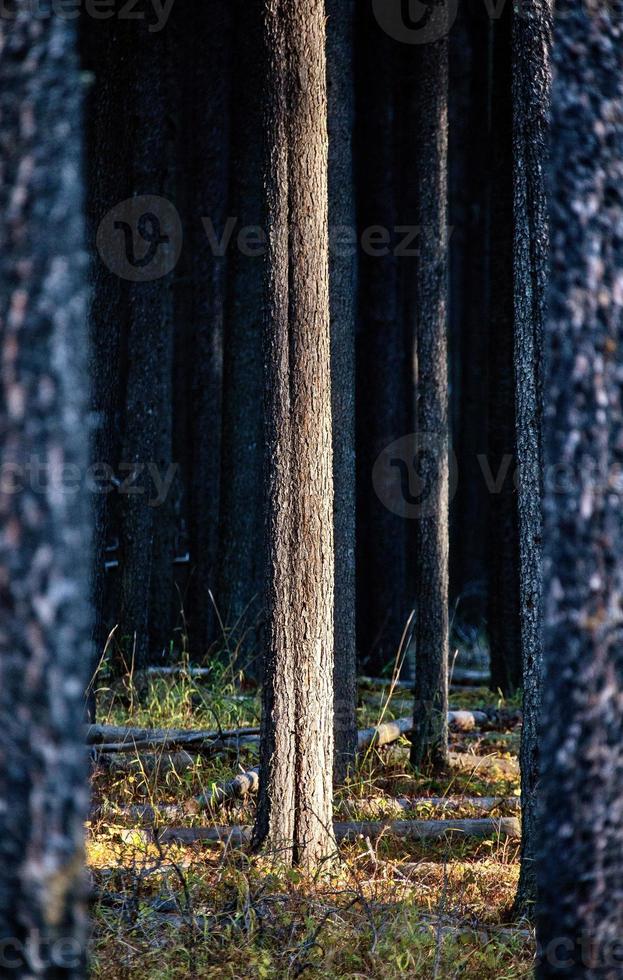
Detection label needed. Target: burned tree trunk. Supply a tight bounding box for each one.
[180,2,233,660]
[327,0,358,782]
[536,2,623,972]
[512,0,552,919]
[254,0,335,867]
[0,9,92,970]
[487,3,522,697]
[355,2,410,676]
[409,34,450,774]
[217,0,265,675]
[449,4,491,619]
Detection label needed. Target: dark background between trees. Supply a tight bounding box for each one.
[3,0,623,975]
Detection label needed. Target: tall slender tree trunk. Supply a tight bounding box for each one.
[449,5,491,619]
[182,2,233,659]
[536,2,623,972]
[0,9,92,969]
[217,0,265,675]
[82,16,131,679]
[512,0,552,919]
[327,0,358,782]
[117,22,172,670]
[487,5,522,697]
[355,3,409,675]
[254,0,335,867]
[409,34,450,774]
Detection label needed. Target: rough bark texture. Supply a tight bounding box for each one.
[181,1,233,660]
[512,0,552,919]
[0,9,92,973]
[409,38,450,774]
[355,3,410,675]
[449,4,490,616]
[254,0,335,867]
[117,22,172,670]
[327,0,358,782]
[488,4,522,697]
[536,3,623,975]
[217,0,265,675]
[81,16,130,674]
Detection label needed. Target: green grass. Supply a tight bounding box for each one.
[88,660,532,979]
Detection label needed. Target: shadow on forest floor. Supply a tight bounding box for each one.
[87,660,532,978]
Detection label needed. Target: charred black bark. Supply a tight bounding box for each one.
[512,0,551,919]
[449,4,491,621]
[217,0,265,676]
[487,4,522,697]
[0,9,92,972]
[536,3,623,973]
[116,21,173,671]
[180,2,233,660]
[409,33,450,775]
[355,2,410,675]
[327,0,358,782]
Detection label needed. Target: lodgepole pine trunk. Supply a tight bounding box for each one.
[0,8,92,972]
[409,34,450,774]
[327,0,358,782]
[448,4,491,616]
[117,21,172,670]
[217,0,265,675]
[512,0,552,919]
[536,2,623,973]
[81,16,131,678]
[254,0,335,867]
[487,4,522,697]
[355,3,410,677]
[182,2,233,659]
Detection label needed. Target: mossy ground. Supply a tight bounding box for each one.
[89,663,533,978]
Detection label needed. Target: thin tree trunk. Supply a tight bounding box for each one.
[355,3,410,676]
[217,0,265,675]
[536,2,623,972]
[117,22,172,670]
[327,0,358,783]
[449,5,491,617]
[410,36,450,774]
[81,16,131,688]
[512,0,552,919]
[487,5,522,697]
[183,1,233,659]
[254,0,335,867]
[0,9,92,969]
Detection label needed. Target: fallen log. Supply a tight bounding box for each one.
[96,792,521,826]
[87,724,260,751]
[94,751,204,776]
[359,668,490,690]
[338,796,520,819]
[156,816,520,847]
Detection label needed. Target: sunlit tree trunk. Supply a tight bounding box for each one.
[254,0,335,867]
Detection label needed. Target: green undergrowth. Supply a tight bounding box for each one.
[89,659,532,978]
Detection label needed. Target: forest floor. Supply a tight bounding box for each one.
[87,656,533,979]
